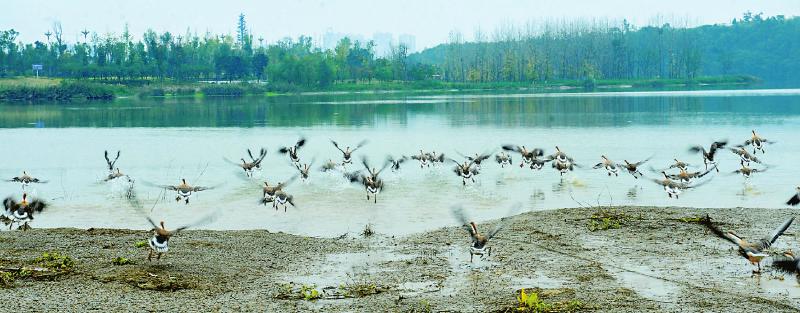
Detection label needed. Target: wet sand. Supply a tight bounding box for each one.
[2,206,800,312]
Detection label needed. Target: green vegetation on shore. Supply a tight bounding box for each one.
[0,12,794,100]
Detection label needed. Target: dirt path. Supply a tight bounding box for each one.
[2,206,800,312]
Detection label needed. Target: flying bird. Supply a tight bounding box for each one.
[2,193,47,231]
[278,138,306,164]
[702,215,794,274]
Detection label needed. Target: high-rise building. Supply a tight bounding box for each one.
[398,34,416,53]
[372,32,394,57]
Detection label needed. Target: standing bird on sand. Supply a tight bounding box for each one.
[387,155,408,172]
[702,215,794,274]
[7,171,47,190]
[153,179,216,204]
[689,140,727,172]
[730,146,762,166]
[502,145,545,168]
[144,214,216,262]
[743,130,774,154]
[225,148,267,178]
[618,158,651,179]
[331,139,367,166]
[278,138,306,164]
[450,158,480,186]
[494,151,513,168]
[787,187,800,206]
[104,150,121,173]
[2,193,47,231]
[451,204,518,262]
[593,155,619,176]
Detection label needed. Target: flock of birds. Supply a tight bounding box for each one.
[3,129,800,270]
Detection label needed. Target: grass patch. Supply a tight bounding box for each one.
[498,288,587,313]
[134,241,148,248]
[586,209,629,232]
[111,257,135,266]
[276,283,321,301]
[34,252,75,272]
[676,215,710,224]
[0,271,14,288]
[0,251,76,287]
[98,268,199,291]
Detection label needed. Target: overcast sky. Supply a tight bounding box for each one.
[1,0,798,50]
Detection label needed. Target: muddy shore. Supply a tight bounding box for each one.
[2,206,800,312]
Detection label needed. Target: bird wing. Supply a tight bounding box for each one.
[172,211,220,235]
[3,198,17,212]
[278,147,290,154]
[450,205,476,238]
[688,146,705,155]
[486,202,522,239]
[277,174,300,190]
[222,157,243,167]
[330,140,345,153]
[592,162,604,169]
[766,217,795,244]
[351,139,368,152]
[787,194,800,206]
[771,256,799,273]
[296,138,306,148]
[501,145,521,153]
[701,216,740,246]
[709,140,727,155]
[28,199,47,212]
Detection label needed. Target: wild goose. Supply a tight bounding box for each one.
[426,151,446,166]
[702,215,794,274]
[104,150,121,173]
[144,214,216,262]
[320,159,338,172]
[666,167,715,184]
[2,193,47,231]
[501,145,545,168]
[272,190,296,212]
[650,171,709,199]
[772,250,800,274]
[278,138,306,164]
[494,151,513,168]
[225,148,267,177]
[354,157,390,203]
[449,158,480,185]
[689,140,727,172]
[331,139,367,166]
[618,157,651,179]
[547,146,575,164]
[295,160,315,181]
[593,155,619,176]
[743,130,773,154]
[104,168,130,182]
[668,159,690,171]
[387,155,408,172]
[730,146,762,166]
[731,164,767,179]
[787,186,800,206]
[411,150,430,168]
[7,171,47,189]
[155,179,215,204]
[261,175,298,205]
[450,204,517,262]
[460,152,491,170]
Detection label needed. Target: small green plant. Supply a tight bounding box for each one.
[300,284,321,301]
[134,241,148,248]
[0,271,14,288]
[34,252,75,272]
[517,288,552,312]
[677,215,709,224]
[112,257,135,266]
[586,209,626,232]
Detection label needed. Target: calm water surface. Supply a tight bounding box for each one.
[1,89,799,236]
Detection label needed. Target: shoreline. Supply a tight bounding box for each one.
[2,206,799,312]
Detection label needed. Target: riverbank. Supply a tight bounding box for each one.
[1,206,798,312]
[0,75,760,102]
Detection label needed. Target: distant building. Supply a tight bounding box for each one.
[398,34,416,53]
[372,32,394,57]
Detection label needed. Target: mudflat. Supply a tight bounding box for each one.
[2,206,799,312]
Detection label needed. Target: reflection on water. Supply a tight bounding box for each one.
[1,89,800,236]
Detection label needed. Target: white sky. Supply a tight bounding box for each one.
[1,0,798,50]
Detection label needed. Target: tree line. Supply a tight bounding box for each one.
[0,13,797,89]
